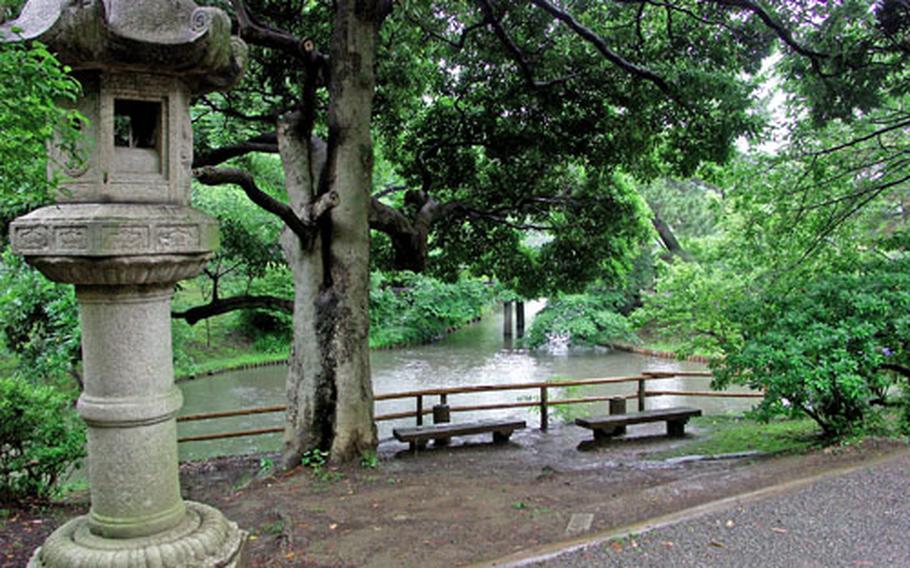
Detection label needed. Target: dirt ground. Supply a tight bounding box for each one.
[2,423,906,568]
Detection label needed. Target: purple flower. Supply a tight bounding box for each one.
[882,347,894,357]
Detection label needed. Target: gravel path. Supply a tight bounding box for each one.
[522,452,910,568]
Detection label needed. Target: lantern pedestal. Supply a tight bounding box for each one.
[14,206,248,568]
[30,502,246,567]
[4,1,248,565]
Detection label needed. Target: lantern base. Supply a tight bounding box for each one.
[28,501,247,568]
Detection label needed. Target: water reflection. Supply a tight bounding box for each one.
[177,301,755,460]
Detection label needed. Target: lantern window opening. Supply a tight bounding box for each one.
[113,99,161,149]
[112,97,165,176]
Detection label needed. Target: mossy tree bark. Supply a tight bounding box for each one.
[276,0,382,467]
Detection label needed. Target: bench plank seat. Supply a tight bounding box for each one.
[394,419,526,451]
[576,406,701,440]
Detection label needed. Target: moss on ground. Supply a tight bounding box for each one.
[659,415,822,458]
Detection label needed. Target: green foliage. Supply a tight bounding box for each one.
[712,259,910,438]
[257,457,275,476]
[369,271,495,348]
[657,416,821,459]
[901,385,910,437]
[359,450,379,469]
[0,250,80,387]
[526,291,635,349]
[300,447,343,481]
[633,260,747,359]
[300,448,328,470]
[0,35,84,228]
[0,377,85,502]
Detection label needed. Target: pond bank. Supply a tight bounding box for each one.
[5,422,904,568]
[175,315,489,382]
[606,342,713,364]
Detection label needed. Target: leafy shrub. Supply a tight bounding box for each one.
[526,291,635,349]
[0,377,85,502]
[0,250,80,388]
[713,259,910,438]
[369,271,495,348]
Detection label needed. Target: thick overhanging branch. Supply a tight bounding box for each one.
[193,132,279,168]
[369,196,418,236]
[193,166,316,239]
[529,0,672,95]
[369,191,455,271]
[405,11,487,51]
[712,0,828,62]
[172,295,293,326]
[230,0,307,57]
[475,0,576,89]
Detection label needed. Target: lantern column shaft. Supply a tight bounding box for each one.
[76,284,185,539]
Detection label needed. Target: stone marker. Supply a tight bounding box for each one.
[565,513,594,535]
[4,1,248,566]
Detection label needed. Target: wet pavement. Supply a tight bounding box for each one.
[506,451,910,568]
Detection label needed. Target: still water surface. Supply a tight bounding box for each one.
[177,301,755,461]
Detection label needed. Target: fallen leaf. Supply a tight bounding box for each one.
[610,541,623,553]
[725,520,735,528]
[662,541,674,548]
[709,540,725,548]
[329,523,338,530]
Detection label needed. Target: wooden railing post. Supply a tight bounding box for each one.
[638,378,646,412]
[416,395,424,426]
[432,394,451,446]
[540,386,549,431]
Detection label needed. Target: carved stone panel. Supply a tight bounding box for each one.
[102,225,150,251]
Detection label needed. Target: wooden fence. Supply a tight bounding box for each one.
[176,370,762,443]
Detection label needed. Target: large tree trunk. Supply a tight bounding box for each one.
[277,0,380,468]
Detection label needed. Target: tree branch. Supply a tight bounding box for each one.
[529,0,672,95]
[193,166,314,239]
[172,295,293,326]
[230,0,307,57]
[475,0,576,89]
[193,132,279,168]
[713,0,828,61]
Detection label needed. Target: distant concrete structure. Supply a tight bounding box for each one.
[515,300,525,338]
[5,1,248,566]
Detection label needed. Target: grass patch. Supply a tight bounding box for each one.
[176,349,288,379]
[657,415,822,458]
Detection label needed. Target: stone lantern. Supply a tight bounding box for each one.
[4,1,248,566]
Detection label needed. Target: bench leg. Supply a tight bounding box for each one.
[667,419,688,438]
[492,430,512,444]
[593,427,617,442]
[434,436,451,447]
[409,441,428,453]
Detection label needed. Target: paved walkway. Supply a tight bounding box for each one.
[502,451,910,568]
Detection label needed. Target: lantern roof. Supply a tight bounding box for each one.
[0,0,246,93]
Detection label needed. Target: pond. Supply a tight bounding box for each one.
[177,301,756,461]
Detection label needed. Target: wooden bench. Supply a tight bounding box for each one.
[575,407,702,441]
[393,419,526,452]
